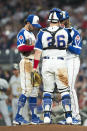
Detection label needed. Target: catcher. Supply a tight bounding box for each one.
[33,8,73,124]
[13,14,42,125]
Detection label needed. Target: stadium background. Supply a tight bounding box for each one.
[0,0,87,126]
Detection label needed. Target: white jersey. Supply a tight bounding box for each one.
[66,27,82,59]
[9,75,21,96]
[17,28,36,59]
[35,26,72,58]
[0,78,9,99]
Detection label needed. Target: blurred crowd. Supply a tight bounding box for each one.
[0,0,87,50]
[0,0,87,126]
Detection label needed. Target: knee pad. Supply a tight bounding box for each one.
[43,92,52,112]
[18,94,27,107]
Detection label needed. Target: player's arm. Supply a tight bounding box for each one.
[68,31,82,55]
[18,44,34,52]
[33,31,43,70]
[34,50,42,70]
[68,45,81,55]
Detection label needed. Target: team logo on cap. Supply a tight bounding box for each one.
[75,35,80,45]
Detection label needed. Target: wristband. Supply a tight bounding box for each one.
[34,59,39,69]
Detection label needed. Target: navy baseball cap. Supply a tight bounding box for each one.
[26,14,41,28]
[61,11,69,21]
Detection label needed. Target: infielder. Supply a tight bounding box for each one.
[0,78,11,126]
[33,8,72,124]
[59,11,82,125]
[13,14,42,125]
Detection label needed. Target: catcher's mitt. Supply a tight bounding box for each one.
[31,71,42,87]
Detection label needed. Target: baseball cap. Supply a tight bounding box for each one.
[12,64,19,70]
[48,8,63,22]
[61,11,69,21]
[26,14,41,28]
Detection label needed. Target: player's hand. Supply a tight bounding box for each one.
[32,68,37,72]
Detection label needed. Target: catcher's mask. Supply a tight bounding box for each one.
[48,8,63,23]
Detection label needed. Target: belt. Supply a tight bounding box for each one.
[43,56,64,60]
[29,58,33,61]
[13,95,19,98]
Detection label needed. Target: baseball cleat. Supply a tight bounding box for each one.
[13,114,30,125]
[58,117,81,125]
[72,118,81,125]
[31,114,43,124]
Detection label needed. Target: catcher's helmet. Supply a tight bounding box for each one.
[48,8,63,22]
[61,11,69,21]
[26,14,41,28]
[50,8,62,13]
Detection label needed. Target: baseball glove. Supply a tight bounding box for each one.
[31,71,42,87]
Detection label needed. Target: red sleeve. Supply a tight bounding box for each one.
[17,45,34,52]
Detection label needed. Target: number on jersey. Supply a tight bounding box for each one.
[47,35,66,48]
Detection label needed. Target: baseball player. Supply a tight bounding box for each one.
[9,64,29,121]
[33,8,72,124]
[58,11,82,125]
[0,78,11,126]
[13,14,42,125]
